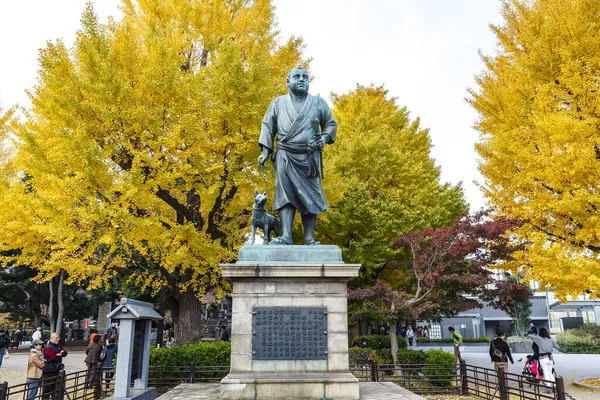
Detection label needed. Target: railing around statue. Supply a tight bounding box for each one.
[1,361,568,400]
[146,365,230,395]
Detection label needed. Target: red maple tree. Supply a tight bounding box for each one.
[349,211,529,363]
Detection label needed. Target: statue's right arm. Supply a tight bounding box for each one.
[258,100,278,164]
[258,145,272,165]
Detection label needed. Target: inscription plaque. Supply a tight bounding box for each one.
[252,307,328,360]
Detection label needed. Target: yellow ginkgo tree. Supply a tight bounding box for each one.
[469,0,600,299]
[0,0,303,342]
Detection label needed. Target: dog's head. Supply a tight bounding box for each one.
[253,189,267,206]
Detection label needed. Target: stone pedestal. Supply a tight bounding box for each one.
[220,245,360,400]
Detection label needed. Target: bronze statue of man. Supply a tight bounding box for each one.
[258,66,338,245]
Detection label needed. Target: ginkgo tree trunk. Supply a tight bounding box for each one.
[0,0,303,343]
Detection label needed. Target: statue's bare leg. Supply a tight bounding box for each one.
[301,213,319,245]
[270,204,294,245]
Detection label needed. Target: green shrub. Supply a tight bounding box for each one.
[150,341,231,367]
[465,336,491,343]
[423,349,456,387]
[575,323,600,338]
[348,347,372,365]
[396,349,427,364]
[417,337,453,344]
[351,335,407,350]
[506,335,533,346]
[375,348,393,364]
[556,329,600,354]
[416,336,490,343]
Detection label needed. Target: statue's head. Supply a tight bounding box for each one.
[286,66,309,96]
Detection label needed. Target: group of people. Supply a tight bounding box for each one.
[26,332,68,399]
[22,331,119,399]
[488,323,557,393]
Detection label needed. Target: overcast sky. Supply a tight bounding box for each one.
[0,0,504,210]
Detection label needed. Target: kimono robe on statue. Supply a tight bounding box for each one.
[259,94,337,215]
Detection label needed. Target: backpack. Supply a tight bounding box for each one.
[491,340,505,360]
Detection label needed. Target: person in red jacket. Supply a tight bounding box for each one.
[42,333,68,400]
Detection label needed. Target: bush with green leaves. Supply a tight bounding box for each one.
[350,334,408,350]
[395,349,427,364]
[506,335,533,346]
[423,349,456,386]
[149,341,231,381]
[417,336,490,344]
[348,347,372,365]
[556,328,600,354]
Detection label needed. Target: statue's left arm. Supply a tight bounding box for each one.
[317,97,337,145]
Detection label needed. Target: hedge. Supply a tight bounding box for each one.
[416,336,490,344]
[556,326,600,354]
[150,341,231,366]
[422,349,456,386]
[351,335,408,350]
[348,347,372,365]
[375,348,455,386]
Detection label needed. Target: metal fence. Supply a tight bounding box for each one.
[0,361,570,400]
[349,360,570,400]
[0,363,105,400]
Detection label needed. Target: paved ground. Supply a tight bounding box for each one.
[0,350,87,387]
[359,382,426,399]
[156,382,427,399]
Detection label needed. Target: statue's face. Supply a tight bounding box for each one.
[286,67,309,95]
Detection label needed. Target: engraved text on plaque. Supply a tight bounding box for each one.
[252,307,328,360]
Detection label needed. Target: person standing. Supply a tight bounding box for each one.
[32,328,43,342]
[89,330,97,344]
[84,334,103,396]
[530,327,557,392]
[448,326,463,361]
[489,330,514,371]
[27,339,46,399]
[528,322,538,335]
[406,326,415,347]
[42,332,68,400]
[0,329,9,367]
[103,338,118,391]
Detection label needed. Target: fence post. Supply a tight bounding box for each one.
[496,366,508,400]
[459,360,469,395]
[0,381,7,400]
[57,370,66,400]
[555,376,566,400]
[369,359,378,382]
[190,363,196,383]
[95,362,103,399]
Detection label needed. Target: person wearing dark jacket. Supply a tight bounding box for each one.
[84,335,103,395]
[0,330,9,367]
[42,332,68,400]
[490,331,514,371]
[103,338,118,390]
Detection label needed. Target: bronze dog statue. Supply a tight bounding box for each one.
[251,190,281,245]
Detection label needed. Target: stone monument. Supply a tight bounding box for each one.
[219,67,360,399]
[219,246,360,399]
